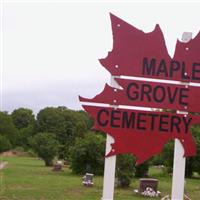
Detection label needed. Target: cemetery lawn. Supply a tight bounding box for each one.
[0,156,200,200]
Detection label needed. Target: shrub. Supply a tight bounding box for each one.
[135,161,149,177]
[116,154,135,187]
[185,125,200,177]
[0,112,18,147]
[0,135,12,152]
[161,140,174,174]
[151,154,164,166]
[161,133,200,178]
[70,132,105,175]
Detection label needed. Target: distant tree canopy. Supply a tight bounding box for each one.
[37,107,87,137]
[11,108,35,129]
[36,107,90,159]
[0,135,12,153]
[0,111,18,147]
[77,110,94,130]
[11,108,36,149]
[1,106,200,177]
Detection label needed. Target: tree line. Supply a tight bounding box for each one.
[0,106,200,187]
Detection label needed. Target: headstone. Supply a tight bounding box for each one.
[82,173,94,186]
[52,161,63,171]
[139,178,158,193]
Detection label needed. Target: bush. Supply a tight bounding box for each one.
[151,154,164,166]
[0,135,12,152]
[11,108,35,129]
[70,132,105,175]
[184,125,200,177]
[16,125,36,150]
[0,112,18,147]
[31,132,59,166]
[135,161,149,177]
[161,132,200,178]
[161,140,174,174]
[116,154,135,187]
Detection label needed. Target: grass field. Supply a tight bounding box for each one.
[0,156,199,200]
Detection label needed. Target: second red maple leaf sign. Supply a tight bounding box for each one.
[79,13,200,164]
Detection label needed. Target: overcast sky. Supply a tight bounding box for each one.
[1,1,200,114]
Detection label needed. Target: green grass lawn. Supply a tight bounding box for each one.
[0,156,199,200]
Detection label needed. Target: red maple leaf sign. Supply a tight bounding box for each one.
[79,13,200,164]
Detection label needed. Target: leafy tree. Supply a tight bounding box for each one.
[31,132,59,166]
[161,126,200,177]
[36,107,89,159]
[0,135,12,153]
[186,125,200,177]
[11,108,36,149]
[37,107,66,134]
[17,125,36,150]
[161,140,174,174]
[151,154,164,166]
[160,126,200,177]
[70,132,105,175]
[37,107,71,158]
[0,111,18,147]
[61,108,88,138]
[135,161,149,177]
[11,108,35,129]
[77,110,94,130]
[116,154,135,187]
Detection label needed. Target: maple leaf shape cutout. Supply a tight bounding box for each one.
[79,13,200,164]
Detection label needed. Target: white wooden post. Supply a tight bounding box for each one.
[102,76,120,200]
[171,139,186,200]
[171,32,192,200]
[102,134,116,200]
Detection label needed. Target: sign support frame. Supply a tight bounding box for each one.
[171,139,186,200]
[102,76,120,200]
[171,32,192,200]
[101,134,116,200]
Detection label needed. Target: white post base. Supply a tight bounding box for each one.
[102,134,116,200]
[171,139,186,200]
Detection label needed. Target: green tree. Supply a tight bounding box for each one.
[37,107,66,134]
[70,132,105,175]
[37,107,71,159]
[61,108,88,138]
[135,161,149,177]
[186,125,200,177]
[77,110,94,130]
[162,140,174,174]
[0,135,12,153]
[159,127,200,177]
[36,107,88,159]
[11,108,36,149]
[31,132,59,166]
[17,125,36,150]
[116,154,135,187]
[11,108,35,129]
[0,111,18,147]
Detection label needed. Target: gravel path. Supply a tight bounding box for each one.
[0,162,8,170]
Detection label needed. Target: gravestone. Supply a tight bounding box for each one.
[139,178,158,193]
[82,173,94,186]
